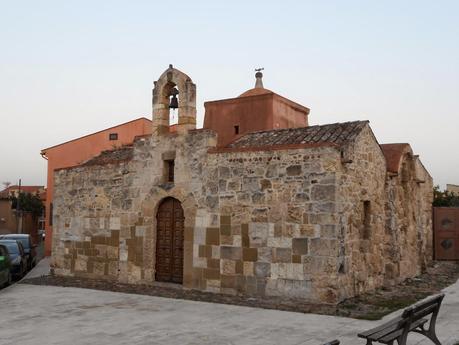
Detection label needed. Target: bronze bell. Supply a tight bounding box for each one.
[169,87,179,109]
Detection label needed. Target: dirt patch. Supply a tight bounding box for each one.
[337,261,459,319]
[20,261,459,320]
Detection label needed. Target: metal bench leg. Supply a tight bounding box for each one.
[397,329,409,345]
[425,328,442,345]
[413,325,442,345]
[429,334,441,345]
[426,301,443,345]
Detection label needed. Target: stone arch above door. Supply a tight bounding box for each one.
[140,188,197,287]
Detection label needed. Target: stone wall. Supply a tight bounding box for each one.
[336,125,388,300]
[383,152,433,285]
[52,129,216,285]
[52,127,345,302]
[51,123,433,304]
[201,145,342,302]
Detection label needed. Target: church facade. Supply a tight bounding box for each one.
[51,66,433,303]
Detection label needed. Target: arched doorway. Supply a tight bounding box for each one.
[155,197,184,283]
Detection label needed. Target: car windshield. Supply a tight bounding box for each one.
[0,242,19,254]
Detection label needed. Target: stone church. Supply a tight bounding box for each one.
[51,66,433,303]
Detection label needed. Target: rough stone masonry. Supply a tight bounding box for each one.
[51,66,433,304]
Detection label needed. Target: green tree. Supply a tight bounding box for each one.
[433,185,459,207]
[10,192,44,217]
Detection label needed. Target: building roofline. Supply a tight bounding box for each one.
[209,142,339,154]
[204,92,310,114]
[40,117,152,154]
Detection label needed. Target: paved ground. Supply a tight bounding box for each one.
[23,256,50,279]
[1,262,458,345]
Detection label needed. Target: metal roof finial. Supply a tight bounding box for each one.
[254,67,264,88]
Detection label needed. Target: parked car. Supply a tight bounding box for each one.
[0,234,37,270]
[0,240,27,279]
[0,244,12,287]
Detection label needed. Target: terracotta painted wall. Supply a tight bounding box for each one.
[0,200,39,244]
[203,94,309,147]
[42,118,151,256]
[0,199,17,233]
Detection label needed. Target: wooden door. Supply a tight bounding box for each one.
[434,207,459,260]
[155,197,184,283]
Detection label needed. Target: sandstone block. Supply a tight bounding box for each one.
[309,238,338,256]
[272,263,304,280]
[266,278,311,298]
[93,261,106,276]
[311,184,335,202]
[273,248,292,263]
[242,248,258,262]
[243,261,254,276]
[257,247,273,262]
[218,166,231,179]
[286,165,302,176]
[74,258,87,271]
[220,246,242,260]
[267,237,291,248]
[220,259,236,274]
[303,256,338,274]
[109,217,121,230]
[221,274,237,289]
[254,262,271,278]
[248,222,269,247]
[292,238,309,255]
[204,268,220,280]
[206,228,220,245]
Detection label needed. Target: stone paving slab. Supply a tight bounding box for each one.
[1,279,458,345]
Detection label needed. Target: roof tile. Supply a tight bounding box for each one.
[228,121,368,149]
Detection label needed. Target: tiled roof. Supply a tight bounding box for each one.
[228,121,368,149]
[380,143,411,174]
[0,185,44,194]
[83,145,134,167]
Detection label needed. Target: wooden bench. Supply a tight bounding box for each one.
[358,293,445,345]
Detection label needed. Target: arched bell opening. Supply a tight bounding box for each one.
[161,81,180,127]
[152,65,197,135]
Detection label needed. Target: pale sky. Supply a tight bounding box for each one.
[1,1,458,189]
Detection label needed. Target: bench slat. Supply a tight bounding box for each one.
[378,319,427,343]
[366,320,409,341]
[403,294,445,317]
[358,316,403,338]
[412,304,437,321]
